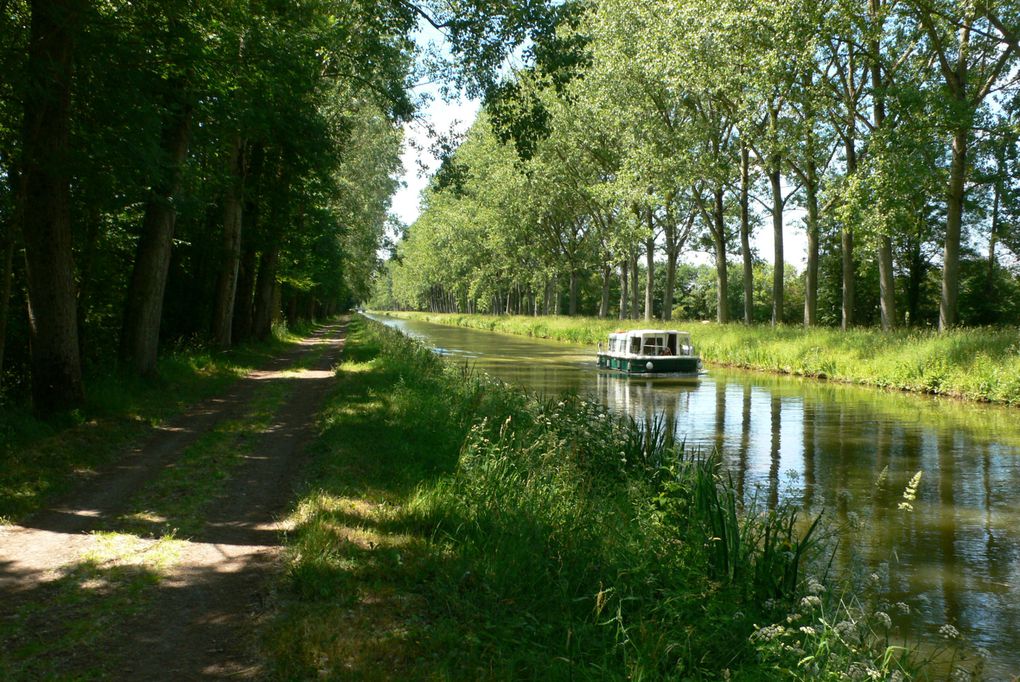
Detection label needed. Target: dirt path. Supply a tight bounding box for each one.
[0,322,347,679]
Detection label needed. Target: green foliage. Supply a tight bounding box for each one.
[267,316,932,679]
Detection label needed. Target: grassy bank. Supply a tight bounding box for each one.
[379,311,1020,406]
[265,317,944,679]
[0,323,310,522]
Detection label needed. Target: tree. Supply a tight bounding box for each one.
[20,0,86,413]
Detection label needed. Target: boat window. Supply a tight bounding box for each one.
[667,333,677,355]
[641,336,664,355]
[630,337,641,354]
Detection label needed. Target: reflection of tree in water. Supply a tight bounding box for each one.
[938,431,962,635]
[802,400,816,512]
[768,395,781,510]
[737,383,751,502]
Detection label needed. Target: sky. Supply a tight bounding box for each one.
[388,21,809,270]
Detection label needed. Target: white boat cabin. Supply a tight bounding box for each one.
[604,330,695,358]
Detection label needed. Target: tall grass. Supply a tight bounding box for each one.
[378,311,1020,406]
[266,318,940,679]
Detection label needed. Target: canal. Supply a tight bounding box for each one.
[368,314,1020,676]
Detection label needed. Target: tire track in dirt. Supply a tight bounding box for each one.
[0,322,347,679]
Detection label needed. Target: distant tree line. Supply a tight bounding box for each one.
[0,0,556,414]
[379,0,1020,331]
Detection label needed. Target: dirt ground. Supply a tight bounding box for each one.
[0,322,347,680]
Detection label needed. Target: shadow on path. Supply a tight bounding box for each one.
[0,322,347,680]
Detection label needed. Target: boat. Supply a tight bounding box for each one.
[596,329,701,376]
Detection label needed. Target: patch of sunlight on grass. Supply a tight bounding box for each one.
[82,531,184,575]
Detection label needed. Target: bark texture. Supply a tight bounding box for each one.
[212,136,247,348]
[120,100,192,375]
[21,0,85,413]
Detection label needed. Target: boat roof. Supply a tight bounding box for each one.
[609,329,690,337]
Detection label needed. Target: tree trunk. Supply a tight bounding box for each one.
[740,145,753,324]
[599,264,610,318]
[630,249,640,319]
[21,0,85,413]
[252,246,278,340]
[907,237,923,326]
[714,186,729,323]
[663,245,677,321]
[568,268,579,316]
[803,159,819,328]
[869,30,897,331]
[619,260,628,320]
[232,243,257,343]
[939,126,967,331]
[75,206,101,363]
[988,175,1000,287]
[842,136,857,330]
[0,235,14,389]
[211,136,247,348]
[769,162,783,325]
[553,274,561,315]
[0,165,21,391]
[119,100,192,375]
[644,229,654,322]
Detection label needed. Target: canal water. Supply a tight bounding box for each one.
[368,314,1020,676]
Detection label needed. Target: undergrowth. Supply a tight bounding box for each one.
[265,317,949,679]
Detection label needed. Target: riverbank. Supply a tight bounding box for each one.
[377,312,1020,406]
[263,317,949,679]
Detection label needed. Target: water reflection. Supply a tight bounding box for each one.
[369,314,1020,676]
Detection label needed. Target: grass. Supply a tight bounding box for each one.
[0,322,337,679]
[376,311,1020,406]
[0,323,309,523]
[263,317,942,680]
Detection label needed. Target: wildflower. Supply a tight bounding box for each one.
[874,611,892,630]
[786,612,802,624]
[846,662,879,680]
[868,572,881,584]
[798,626,817,636]
[894,601,910,616]
[799,595,822,610]
[751,623,786,642]
[939,624,960,640]
[834,620,858,643]
[899,470,923,511]
[806,576,825,595]
[889,672,905,682]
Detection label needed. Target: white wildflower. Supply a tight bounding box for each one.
[940,624,960,640]
[874,611,892,630]
[806,577,825,595]
[798,626,817,636]
[894,601,910,616]
[834,620,858,643]
[751,623,786,642]
[799,595,822,610]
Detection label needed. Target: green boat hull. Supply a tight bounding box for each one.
[596,354,700,375]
